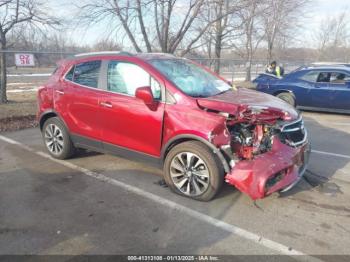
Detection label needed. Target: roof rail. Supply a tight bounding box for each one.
[74,51,133,57]
[311,62,348,65]
[145,52,176,57]
[308,62,350,68]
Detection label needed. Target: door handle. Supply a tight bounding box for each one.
[56,90,64,95]
[100,101,113,108]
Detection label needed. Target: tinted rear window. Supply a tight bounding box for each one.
[66,60,101,88]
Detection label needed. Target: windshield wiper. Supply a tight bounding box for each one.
[192,94,209,98]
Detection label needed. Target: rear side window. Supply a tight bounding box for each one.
[329,72,350,83]
[65,60,101,88]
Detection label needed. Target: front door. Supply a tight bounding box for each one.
[99,60,165,157]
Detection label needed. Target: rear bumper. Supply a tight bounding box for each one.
[225,137,310,200]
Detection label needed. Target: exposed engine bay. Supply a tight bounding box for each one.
[220,112,307,163]
[198,96,303,161]
[221,115,309,199]
[228,123,275,160]
[220,111,306,162]
[196,91,309,199]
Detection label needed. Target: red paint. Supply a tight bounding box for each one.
[225,139,308,200]
[38,53,309,199]
[98,90,164,156]
[135,86,156,106]
[197,88,298,122]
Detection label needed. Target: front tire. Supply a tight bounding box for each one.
[163,141,224,201]
[276,92,295,107]
[42,117,75,159]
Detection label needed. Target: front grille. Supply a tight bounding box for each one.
[278,117,307,147]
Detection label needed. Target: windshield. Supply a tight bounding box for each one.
[149,59,232,97]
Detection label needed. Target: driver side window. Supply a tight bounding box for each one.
[107,61,161,100]
[316,72,330,83]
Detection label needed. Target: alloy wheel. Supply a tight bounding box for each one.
[170,152,210,196]
[44,124,64,155]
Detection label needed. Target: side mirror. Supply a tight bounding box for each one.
[135,86,155,105]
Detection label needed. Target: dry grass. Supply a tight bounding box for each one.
[0,92,37,120]
[8,66,55,74]
[0,92,38,132]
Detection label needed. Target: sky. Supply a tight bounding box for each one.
[47,0,350,49]
[304,0,350,46]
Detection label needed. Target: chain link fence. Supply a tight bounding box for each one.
[1,50,312,94]
[191,58,310,82]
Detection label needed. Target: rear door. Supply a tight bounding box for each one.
[56,60,103,143]
[99,60,165,157]
[327,71,350,110]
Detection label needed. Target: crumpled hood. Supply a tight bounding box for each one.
[196,88,298,121]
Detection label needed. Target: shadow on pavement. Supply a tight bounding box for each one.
[279,114,350,198]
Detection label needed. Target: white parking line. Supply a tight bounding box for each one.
[0,134,324,261]
[312,150,350,159]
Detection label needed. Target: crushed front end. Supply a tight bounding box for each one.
[222,111,310,200]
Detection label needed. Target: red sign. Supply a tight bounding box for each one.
[15,53,35,66]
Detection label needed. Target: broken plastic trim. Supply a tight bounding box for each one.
[280,143,311,193]
[279,116,308,148]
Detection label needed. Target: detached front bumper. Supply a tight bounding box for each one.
[225,137,310,200]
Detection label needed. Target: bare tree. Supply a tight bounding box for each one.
[78,0,235,56]
[0,0,60,103]
[229,0,266,81]
[262,0,309,63]
[200,0,244,73]
[92,38,123,51]
[315,11,349,60]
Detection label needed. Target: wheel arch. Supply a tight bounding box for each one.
[272,89,296,99]
[39,110,68,131]
[161,134,230,173]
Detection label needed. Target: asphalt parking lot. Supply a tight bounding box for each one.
[0,111,350,260]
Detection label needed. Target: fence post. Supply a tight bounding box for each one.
[231,61,234,83]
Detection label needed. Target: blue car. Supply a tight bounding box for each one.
[253,66,350,113]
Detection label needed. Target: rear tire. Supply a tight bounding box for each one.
[42,117,75,160]
[163,141,224,201]
[276,92,295,107]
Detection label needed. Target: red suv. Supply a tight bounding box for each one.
[37,52,310,201]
